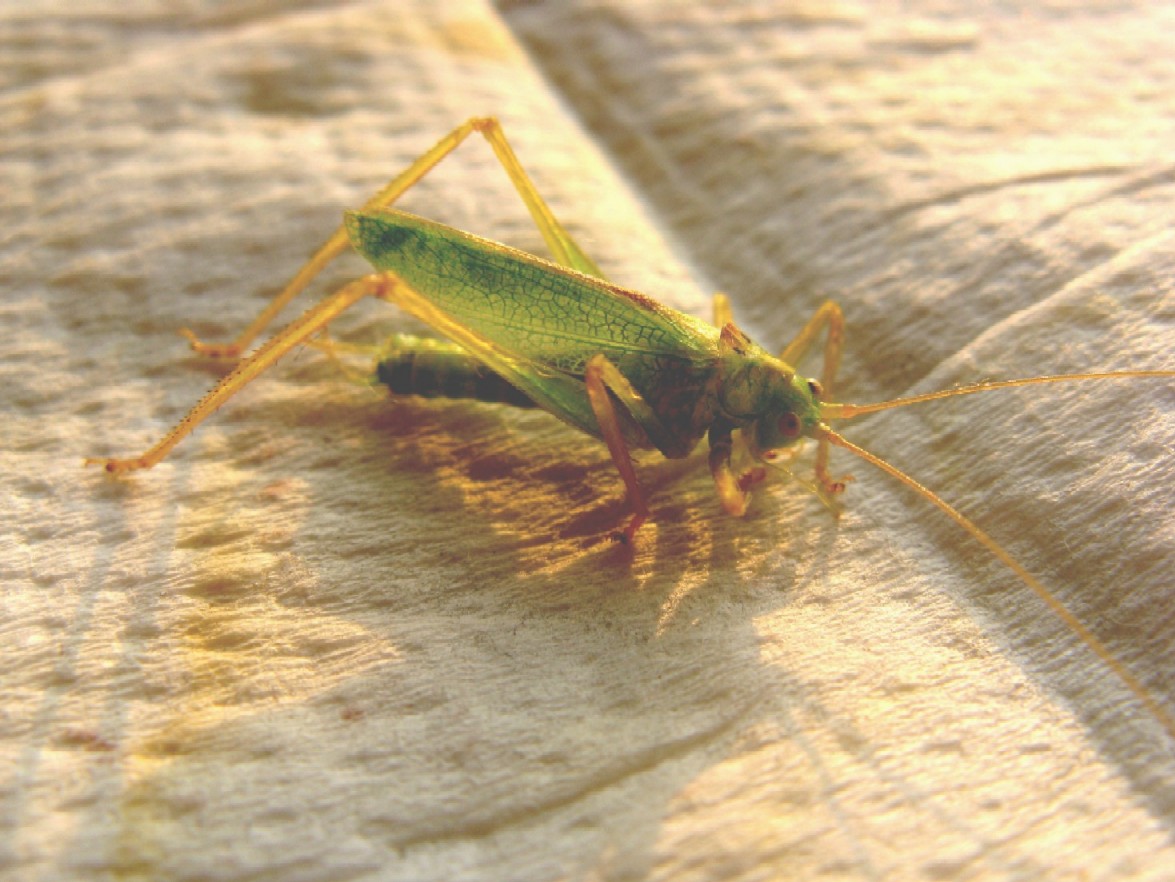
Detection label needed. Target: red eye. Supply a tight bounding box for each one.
[778,413,801,438]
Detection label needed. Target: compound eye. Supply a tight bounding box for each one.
[807,378,824,399]
[777,412,802,439]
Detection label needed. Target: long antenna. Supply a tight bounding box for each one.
[814,423,1175,740]
[821,370,1174,421]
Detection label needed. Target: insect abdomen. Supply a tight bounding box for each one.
[376,335,537,408]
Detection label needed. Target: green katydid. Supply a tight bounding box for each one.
[86,117,1174,737]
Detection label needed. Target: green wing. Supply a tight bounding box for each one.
[346,209,719,447]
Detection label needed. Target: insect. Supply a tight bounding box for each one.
[87,117,1174,737]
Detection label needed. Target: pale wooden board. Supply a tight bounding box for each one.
[2,2,1173,880]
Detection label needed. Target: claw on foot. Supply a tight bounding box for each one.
[180,327,242,359]
[738,467,767,493]
[83,456,144,475]
[824,473,854,495]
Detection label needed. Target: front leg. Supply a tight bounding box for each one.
[714,294,850,501]
[707,421,767,517]
[779,300,852,498]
